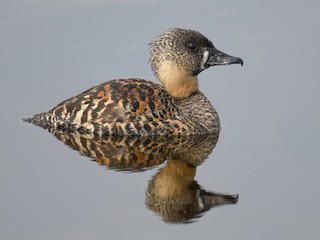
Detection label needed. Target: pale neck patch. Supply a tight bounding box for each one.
[196,189,205,210]
[200,50,209,70]
[157,61,199,99]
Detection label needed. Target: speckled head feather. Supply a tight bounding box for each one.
[149,28,216,98]
[149,28,214,76]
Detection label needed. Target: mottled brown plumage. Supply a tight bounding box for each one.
[24,28,243,136]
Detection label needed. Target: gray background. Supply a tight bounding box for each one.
[1,0,319,239]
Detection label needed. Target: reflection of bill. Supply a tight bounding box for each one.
[37,129,238,223]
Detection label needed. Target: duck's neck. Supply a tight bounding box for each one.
[157,62,199,99]
[155,62,220,133]
[175,91,221,134]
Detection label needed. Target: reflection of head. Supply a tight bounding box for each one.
[146,160,238,223]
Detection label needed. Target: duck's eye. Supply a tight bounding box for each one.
[187,43,198,50]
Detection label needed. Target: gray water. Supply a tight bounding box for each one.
[1,1,319,239]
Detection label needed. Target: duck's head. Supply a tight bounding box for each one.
[149,28,243,99]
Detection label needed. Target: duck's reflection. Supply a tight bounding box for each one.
[47,128,238,223]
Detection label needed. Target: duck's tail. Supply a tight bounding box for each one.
[23,112,53,129]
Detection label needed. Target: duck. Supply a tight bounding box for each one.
[24,28,243,136]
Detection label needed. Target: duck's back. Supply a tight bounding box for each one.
[25,78,190,136]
